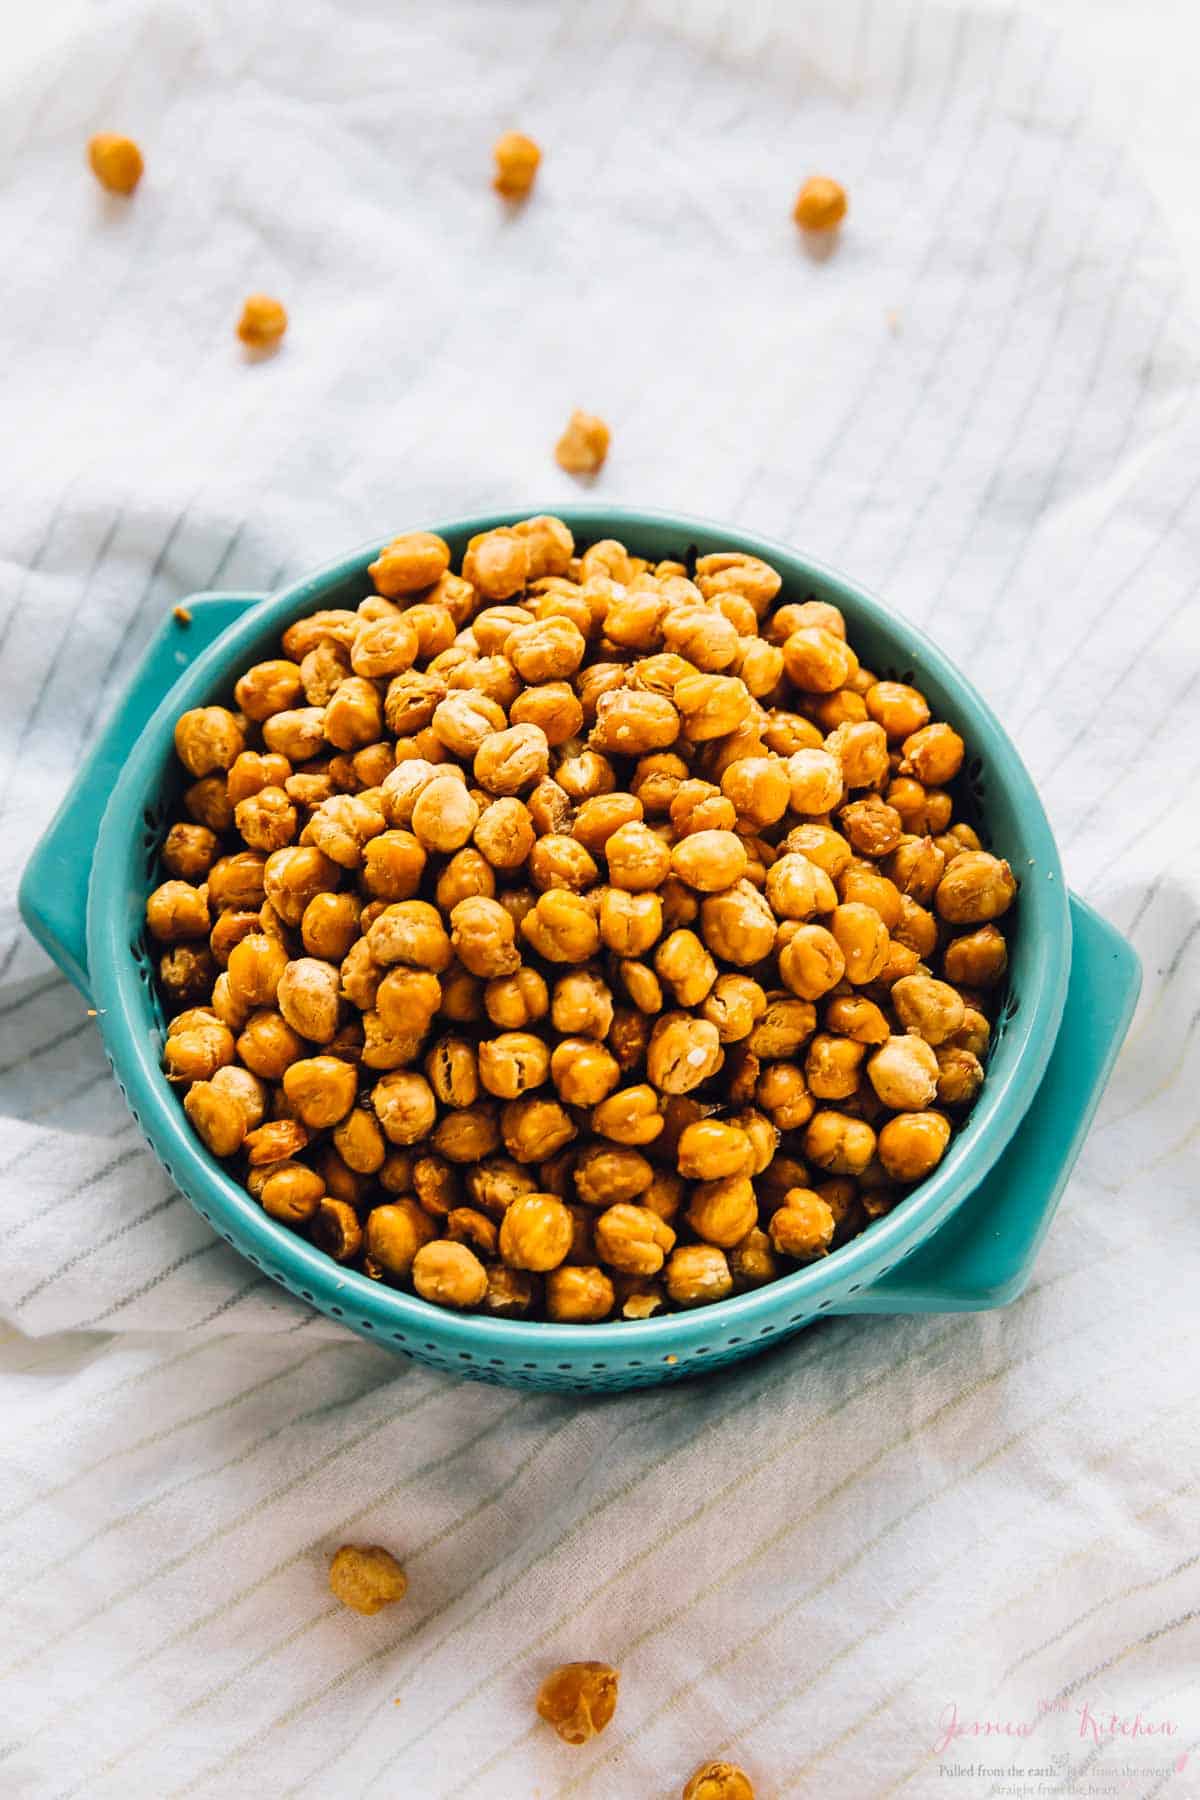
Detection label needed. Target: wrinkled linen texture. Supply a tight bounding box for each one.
[1,1,1198,1795]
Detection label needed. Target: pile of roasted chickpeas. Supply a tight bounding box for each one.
[147,518,1015,1322]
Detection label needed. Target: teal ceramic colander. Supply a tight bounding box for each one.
[19,507,1140,1391]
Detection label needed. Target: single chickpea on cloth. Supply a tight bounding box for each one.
[536,1661,619,1744]
[683,1763,756,1800]
[328,1544,407,1614]
[793,174,848,233]
[236,294,288,351]
[88,133,143,195]
[148,517,1015,1323]
[555,411,610,476]
[493,130,541,199]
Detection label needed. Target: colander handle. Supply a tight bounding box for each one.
[836,895,1140,1315]
[18,592,266,1001]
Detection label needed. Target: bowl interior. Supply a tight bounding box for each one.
[89,507,1071,1369]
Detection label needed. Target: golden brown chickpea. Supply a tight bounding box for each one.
[676,1123,752,1180]
[367,532,451,599]
[162,1017,235,1083]
[589,687,681,756]
[261,845,339,926]
[480,1264,539,1317]
[483,966,549,1032]
[699,972,766,1044]
[618,958,663,1015]
[502,1095,577,1163]
[572,1144,653,1206]
[840,794,903,859]
[805,1032,866,1100]
[370,967,438,1039]
[604,820,672,893]
[544,1265,615,1321]
[837,860,903,930]
[763,852,835,923]
[205,852,266,916]
[782,626,857,694]
[491,128,541,197]
[720,756,791,827]
[665,1243,733,1307]
[183,1080,246,1158]
[327,1543,407,1616]
[88,131,143,194]
[259,1161,324,1226]
[411,1239,488,1309]
[885,835,946,905]
[754,1061,814,1131]
[498,1193,573,1270]
[670,779,737,839]
[322,676,382,751]
[234,786,299,854]
[901,722,964,786]
[429,1103,498,1163]
[646,1013,722,1095]
[477,1032,550,1100]
[349,615,420,679]
[411,1153,460,1216]
[700,881,778,966]
[365,1200,436,1279]
[669,829,748,894]
[466,800,532,876]
[590,1083,665,1146]
[299,639,352,707]
[521,890,600,963]
[300,892,361,962]
[891,974,966,1045]
[865,681,931,742]
[659,603,738,672]
[674,672,753,741]
[654,930,716,1008]
[824,993,890,1045]
[550,1038,620,1107]
[935,851,1017,924]
[174,706,244,777]
[513,514,574,578]
[943,924,1007,988]
[370,1070,436,1146]
[866,1035,939,1111]
[936,1045,985,1107]
[830,902,890,985]
[309,1199,363,1264]
[161,822,218,882]
[509,681,584,747]
[406,777,478,856]
[695,552,782,613]
[793,174,847,231]
[332,1105,386,1174]
[597,887,662,958]
[423,1035,479,1109]
[556,747,617,802]
[275,956,340,1042]
[778,923,845,1000]
[236,1009,306,1080]
[444,1207,498,1257]
[631,752,688,815]
[555,409,611,475]
[782,824,853,882]
[529,834,598,893]
[234,293,287,349]
[463,527,531,601]
[145,880,210,944]
[472,722,549,796]
[506,615,587,684]
[366,900,453,971]
[607,1007,651,1072]
[244,1118,309,1166]
[804,1109,877,1175]
[785,747,843,814]
[686,1176,757,1247]
[748,996,818,1061]
[878,1110,952,1182]
[825,719,889,789]
[762,709,824,756]
[593,1203,675,1275]
[769,1189,835,1259]
[262,706,328,762]
[280,1055,357,1129]
[728,1228,780,1293]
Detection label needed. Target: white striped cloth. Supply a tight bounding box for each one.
[2,2,1197,1795]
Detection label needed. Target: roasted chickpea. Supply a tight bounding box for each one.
[665,1243,733,1307]
[593,1204,675,1275]
[804,1109,877,1176]
[498,1193,573,1270]
[367,900,453,971]
[830,902,890,985]
[604,821,672,893]
[183,1080,246,1157]
[555,410,611,476]
[866,1035,939,1111]
[824,993,890,1045]
[754,1061,814,1131]
[591,1083,665,1146]
[368,531,450,599]
[281,1055,357,1128]
[243,1118,309,1166]
[573,1145,654,1206]
[481,1264,539,1317]
[503,1095,577,1164]
[146,880,210,943]
[805,1032,866,1100]
[720,755,791,827]
[412,1240,488,1309]
[545,1265,615,1321]
[700,881,777,966]
[161,823,218,882]
[943,923,1008,988]
[878,1110,952,1182]
[769,1188,835,1259]
[778,923,845,1000]
[891,974,966,1045]
[550,1038,621,1107]
[901,722,964,785]
[935,851,1017,923]
[473,796,536,870]
[174,706,244,777]
[700,973,767,1043]
[825,719,889,789]
[483,966,549,1031]
[589,687,680,756]
[521,890,600,963]
[646,1013,721,1095]
[674,672,753,741]
[477,1032,550,1099]
[793,174,847,231]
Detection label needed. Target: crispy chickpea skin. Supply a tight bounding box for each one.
[158,522,1010,1317]
[682,1760,756,1800]
[536,1662,619,1744]
[329,1545,407,1615]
